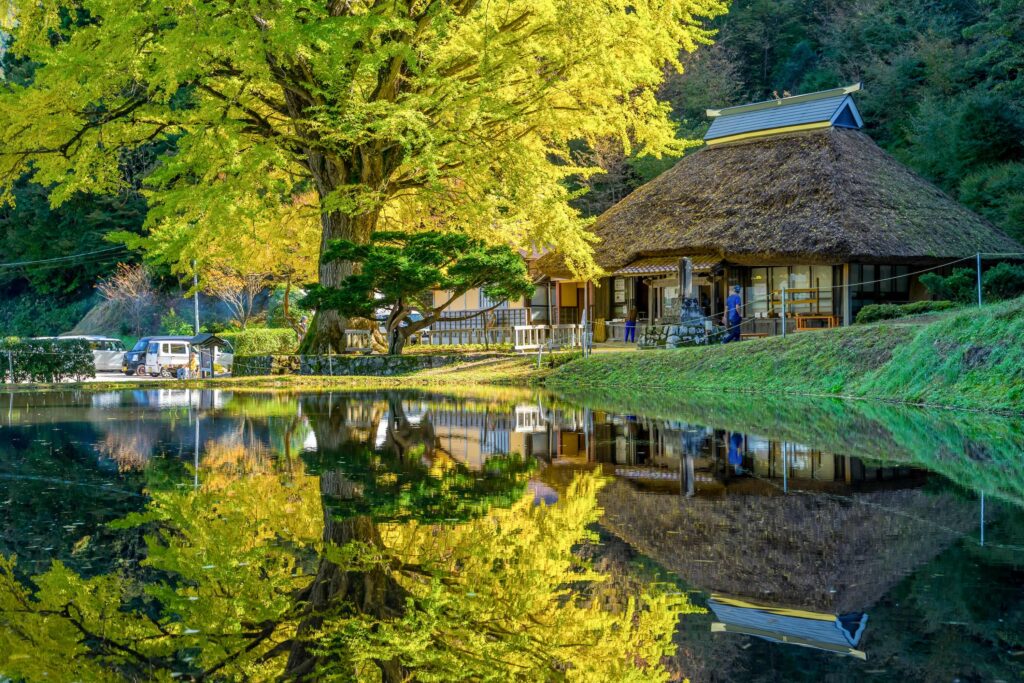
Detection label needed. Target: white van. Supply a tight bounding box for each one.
[55,335,127,373]
[144,339,192,377]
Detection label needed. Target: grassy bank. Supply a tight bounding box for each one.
[6,353,569,394]
[548,296,1024,414]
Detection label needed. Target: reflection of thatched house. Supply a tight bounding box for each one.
[598,480,975,614]
[538,84,1022,331]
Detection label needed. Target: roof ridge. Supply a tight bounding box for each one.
[707,83,862,118]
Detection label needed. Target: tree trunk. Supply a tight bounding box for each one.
[299,204,378,354]
[286,396,408,681]
[386,325,409,355]
[284,482,408,681]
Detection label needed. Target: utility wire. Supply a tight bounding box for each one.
[1,251,133,276]
[0,245,126,269]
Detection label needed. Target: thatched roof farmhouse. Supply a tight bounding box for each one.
[537,84,1023,334]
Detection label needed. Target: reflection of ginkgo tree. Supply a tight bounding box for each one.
[1,399,699,681]
[0,460,323,681]
[303,475,701,682]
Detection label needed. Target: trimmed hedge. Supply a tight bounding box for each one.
[855,300,957,324]
[0,337,95,383]
[220,328,298,356]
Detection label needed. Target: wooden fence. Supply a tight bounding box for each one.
[513,324,583,352]
[417,327,514,346]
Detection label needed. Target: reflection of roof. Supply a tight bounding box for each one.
[598,480,975,613]
[709,595,868,659]
[611,256,721,276]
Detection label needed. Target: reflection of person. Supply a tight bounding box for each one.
[624,307,637,343]
[722,285,742,343]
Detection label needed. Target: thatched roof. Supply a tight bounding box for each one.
[540,128,1023,278]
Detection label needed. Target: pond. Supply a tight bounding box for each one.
[1,388,1022,682]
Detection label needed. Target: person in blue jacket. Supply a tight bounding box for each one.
[722,285,743,343]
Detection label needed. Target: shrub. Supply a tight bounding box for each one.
[920,263,1024,304]
[0,337,95,383]
[201,320,229,334]
[920,268,977,304]
[220,328,298,355]
[982,262,1024,301]
[855,300,957,324]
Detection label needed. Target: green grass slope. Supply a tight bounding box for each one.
[548,297,1024,414]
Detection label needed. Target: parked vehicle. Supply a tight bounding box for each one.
[123,336,192,375]
[140,335,235,378]
[144,338,192,378]
[54,335,126,372]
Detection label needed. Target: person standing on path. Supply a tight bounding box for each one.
[722,285,743,343]
[624,307,638,343]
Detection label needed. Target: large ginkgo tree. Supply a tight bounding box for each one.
[0,0,724,349]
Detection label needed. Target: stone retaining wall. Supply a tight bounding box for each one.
[232,353,504,377]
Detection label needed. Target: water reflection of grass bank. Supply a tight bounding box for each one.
[552,387,1024,506]
[549,297,1024,414]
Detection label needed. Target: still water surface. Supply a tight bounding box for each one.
[1,388,1022,682]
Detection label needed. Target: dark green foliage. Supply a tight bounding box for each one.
[902,91,1024,195]
[921,268,980,304]
[266,284,310,329]
[304,231,534,354]
[959,162,1024,242]
[0,180,146,297]
[0,337,95,383]
[220,328,298,356]
[981,262,1024,300]
[855,300,958,324]
[921,264,1024,303]
[306,442,533,524]
[626,0,1024,241]
[0,294,94,337]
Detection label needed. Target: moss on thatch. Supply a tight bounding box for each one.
[540,128,1023,277]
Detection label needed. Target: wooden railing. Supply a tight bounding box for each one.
[551,324,583,349]
[513,324,583,352]
[514,325,549,351]
[418,327,513,346]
